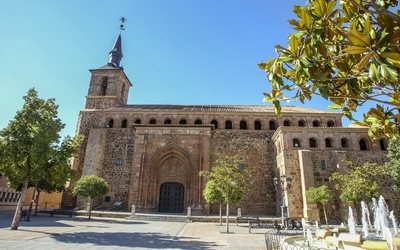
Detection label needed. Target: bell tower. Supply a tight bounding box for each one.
[85,18,131,109]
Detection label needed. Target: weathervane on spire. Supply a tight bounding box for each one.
[119,16,126,32]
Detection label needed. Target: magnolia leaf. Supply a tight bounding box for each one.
[343,46,369,54]
[300,9,311,29]
[328,104,342,109]
[369,63,380,82]
[380,64,398,82]
[356,52,373,70]
[348,29,371,47]
[257,62,267,70]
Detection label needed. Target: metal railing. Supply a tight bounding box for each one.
[265,229,328,250]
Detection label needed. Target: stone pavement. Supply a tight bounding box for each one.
[0,210,270,249]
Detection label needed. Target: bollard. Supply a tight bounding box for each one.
[238,208,242,218]
[86,202,91,213]
[131,205,136,216]
[187,207,191,218]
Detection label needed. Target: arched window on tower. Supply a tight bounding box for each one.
[327,120,335,127]
[254,121,261,130]
[195,119,202,125]
[341,138,349,148]
[313,120,320,127]
[325,138,332,148]
[309,138,317,148]
[298,120,305,127]
[359,139,368,150]
[379,139,386,150]
[269,121,276,130]
[240,120,247,130]
[134,119,141,124]
[225,120,232,129]
[293,139,301,147]
[149,118,156,124]
[211,120,218,129]
[121,119,127,128]
[179,119,187,125]
[107,119,114,128]
[101,77,108,96]
[164,119,171,124]
[284,120,291,126]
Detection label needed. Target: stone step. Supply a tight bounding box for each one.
[126,215,192,223]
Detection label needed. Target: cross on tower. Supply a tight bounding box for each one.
[119,16,126,31]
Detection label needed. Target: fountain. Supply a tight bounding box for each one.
[280,195,399,250]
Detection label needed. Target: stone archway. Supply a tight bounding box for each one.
[159,182,184,213]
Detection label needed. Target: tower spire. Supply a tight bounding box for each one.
[108,17,126,68]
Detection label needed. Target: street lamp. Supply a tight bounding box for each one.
[273,174,292,228]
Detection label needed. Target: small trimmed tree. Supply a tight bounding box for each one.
[305,185,334,227]
[200,154,253,233]
[72,174,110,219]
[385,137,400,192]
[203,180,242,226]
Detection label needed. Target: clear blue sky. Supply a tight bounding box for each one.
[0,0,360,138]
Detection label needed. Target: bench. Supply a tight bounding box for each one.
[236,216,259,226]
[50,209,73,218]
[248,219,274,234]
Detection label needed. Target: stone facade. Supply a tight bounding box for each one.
[65,34,400,222]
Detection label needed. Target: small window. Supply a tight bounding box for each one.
[134,119,141,124]
[179,119,187,124]
[341,138,349,148]
[225,120,232,129]
[359,139,368,150]
[239,157,245,170]
[116,158,123,165]
[255,121,261,130]
[121,119,127,128]
[313,121,320,127]
[293,139,301,147]
[101,77,108,96]
[195,119,202,125]
[149,119,156,124]
[327,121,334,127]
[321,160,326,170]
[104,196,111,202]
[164,119,171,124]
[309,138,317,148]
[325,138,332,148]
[283,120,291,126]
[240,121,247,130]
[298,121,305,127]
[379,139,386,150]
[269,121,276,130]
[211,120,218,129]
[107,119,114,128]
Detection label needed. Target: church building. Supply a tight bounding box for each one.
[65,32,399,222]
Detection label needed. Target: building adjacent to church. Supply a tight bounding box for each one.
[64,34,400,222]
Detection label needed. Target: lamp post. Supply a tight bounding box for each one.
[273,174,292,228]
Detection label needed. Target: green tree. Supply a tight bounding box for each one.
[330,161,385,203]
[0,88,83,230]
[305,185,334,227]
[385,137,400,192]
[72,174,110,219]
[199,154,253,233]
[203,179,242,226]
[258,0,400,138]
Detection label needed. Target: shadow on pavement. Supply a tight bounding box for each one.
[50,232,219,249]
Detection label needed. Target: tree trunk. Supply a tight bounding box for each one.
[219,203,222,226]
[323,204,329,227]
[226,201,229,233]
[88,200,92,219]
[11,175,30,230]
[34,191,40,216]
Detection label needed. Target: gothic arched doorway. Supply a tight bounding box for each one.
[159,182,184,213]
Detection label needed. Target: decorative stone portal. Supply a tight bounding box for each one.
[159,182,184,213]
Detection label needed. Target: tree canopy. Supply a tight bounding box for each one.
[0,88,83,229]
[305,185,334,226]
[199,154,253,233]
[329,161,385,203]
[258,0,400,138]
[385,137,400,192]
[72,174,110,219]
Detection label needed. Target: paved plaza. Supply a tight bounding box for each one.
[0,211,269,249]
